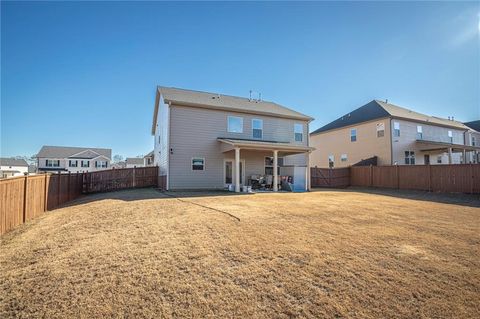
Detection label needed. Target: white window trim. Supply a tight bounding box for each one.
[294,123,303,142]
[252,119,263,139]
[393,121,400,137]
[227,116,243,133]
[191,157,205,171]
[350,128,357,142]
[341,154,347,162]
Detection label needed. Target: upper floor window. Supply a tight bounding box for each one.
[192,158,205,171]
[448,130,453,143]
[252,119,263,139]
[416,125,423,140]
[95,161,107,168]
[393,122,400,137]
[350,128,357,142]
[328,155,335,168]
[472,136,476,146]
[405,151,415,165]
[46,159,60,167]
[81,160,90,168]
[228,116,243,133]
[294,124,303,142]
[437,156,442,164]
[341,154,348,162]
[376,123,385,137]
[69,160,78,167]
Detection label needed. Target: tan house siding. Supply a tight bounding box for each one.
[310,118,391,168]
[390,119,465,165]
[168,104,309,189]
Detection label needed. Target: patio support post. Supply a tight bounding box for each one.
[235,147,241,192]
[448,148,452,164]
[273,150,278,192]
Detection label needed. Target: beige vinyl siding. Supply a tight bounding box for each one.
[391,119,465,165]
[168,104,309,189]
[309,118,392,168]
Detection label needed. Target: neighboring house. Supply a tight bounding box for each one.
[464,120,480,163]
[36,146,112,173]
[310,100,479,168]
[151,86,314,192]
[125,157,145,168]
[144,151,154,166]
[0,158,29,178]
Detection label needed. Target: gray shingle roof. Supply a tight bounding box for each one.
[0,158,29,167]
[152,86,313,134]
[36,146,112,159]
[126,158,144,165]
[311,100,469,135]
[464,120,480,132]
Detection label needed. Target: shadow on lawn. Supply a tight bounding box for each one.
[313,187,480,208]
[64,187,250,206]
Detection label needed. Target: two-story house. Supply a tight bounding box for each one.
[464,120,480,163]
[125,151,155,168]
[310,100,479,168]
[0,158,29,178]
[36,146,112,173]
[151,86,314,192]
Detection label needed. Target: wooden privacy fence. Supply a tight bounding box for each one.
[83,166,158,193]
[0,167,159,235]
[313,164,480,194]
[311,167,350,188]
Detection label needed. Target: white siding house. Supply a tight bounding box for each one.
[36,146,112,173]
[0,158,29,178]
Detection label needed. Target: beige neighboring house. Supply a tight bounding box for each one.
[310,100,479,168]
[0,158,29,178]
[36,146,112,173]
[464,121,480,164]
[152,86,314,192]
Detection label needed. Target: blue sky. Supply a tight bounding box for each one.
[1,1,479,158]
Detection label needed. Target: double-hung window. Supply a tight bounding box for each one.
[350,128,357,142]
[252,119,263,139]
[448,130,453,143]
[472,136,476,147]
[393,122,400,137]
[69,160,78,167]
[46,159,60,167]
[294,124,303,142]
[328,155,335,168]
[405,151,415,165]
[341,154,348,162]
[81,160,90,168]
[228,116,243,133]
[416,125,423,140]
[95,161,107,168]
[376,123,385,137]
[192,158,205,171]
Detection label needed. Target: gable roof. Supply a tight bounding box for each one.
[152,86,313,134]
[37,146,112,159]
[0,158,29,167]
[126,157,144,165]
[464,120,480,132]
[311,100,469,135]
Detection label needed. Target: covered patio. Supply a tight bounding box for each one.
[416,140,480,164]
[217,138,314,192]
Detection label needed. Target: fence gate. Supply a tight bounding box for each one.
[310,167,350,188]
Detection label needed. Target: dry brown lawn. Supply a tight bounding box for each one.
[1,188,479,318]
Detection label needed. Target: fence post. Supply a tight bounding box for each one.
[57,172,61,207]
[23,176,28,223]
[67,172,71,201]
[44,174,48,212]
[396,165,399,189]
[471,164,474,194]
[133,167,136,188]
[369,165,373,187]
[428,164,432,192]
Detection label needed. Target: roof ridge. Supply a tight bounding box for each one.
[158,86,275,104]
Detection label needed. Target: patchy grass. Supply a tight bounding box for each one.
[1,188,479,318]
